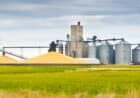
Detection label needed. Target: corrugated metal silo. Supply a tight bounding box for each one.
[88,43,96,58]
[98,41,114,64]
[65,42,71,56]
[58,43,63,54]
[96,45,100,59]
[83,42,89,58]
[115,40,131,64]
[132,45,140,64]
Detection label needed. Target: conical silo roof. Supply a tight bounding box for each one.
[101,41,109,45]
[116,40,130,45]
[134,45,140,50]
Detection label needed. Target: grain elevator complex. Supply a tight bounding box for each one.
[0,22,140,65]
[58,22,140,65]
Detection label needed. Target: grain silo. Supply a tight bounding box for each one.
[115,40,131,64]
[82,42,89,58]
[132,45,140,64]
[98,41,114,64]
[65,34,71,56]
[88,43,96,58]
[65,42,70,56]
[58,43,63,54]
[96,45,100,59]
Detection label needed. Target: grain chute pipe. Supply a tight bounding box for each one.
[3,46,50,48]
[0,49,26,59]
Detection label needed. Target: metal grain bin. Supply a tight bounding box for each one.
[132,45,140,64]
[88,43,96,58]
[83,42,89,58]
[65,42,71,56]
[115,40,131,64]
[98,41,114,64]
[96,45,100,59]
[58,43,63,54]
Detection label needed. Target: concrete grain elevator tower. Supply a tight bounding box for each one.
[70,22,84,58]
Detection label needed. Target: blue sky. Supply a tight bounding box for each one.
[0,0,140,46]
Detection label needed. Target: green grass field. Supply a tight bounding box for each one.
[0,65,140,97]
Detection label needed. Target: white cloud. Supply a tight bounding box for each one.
[0,15,105,27]
[0,15,139,45]
[0,3,49,11]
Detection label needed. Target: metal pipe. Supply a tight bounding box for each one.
[130,44,140,45]
[86,38,124,43]
[3,46,50,49]
[0,49,26,59]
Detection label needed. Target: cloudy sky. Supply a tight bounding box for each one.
[0,0,140,46]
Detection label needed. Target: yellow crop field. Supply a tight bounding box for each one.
[0,65,139,98]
